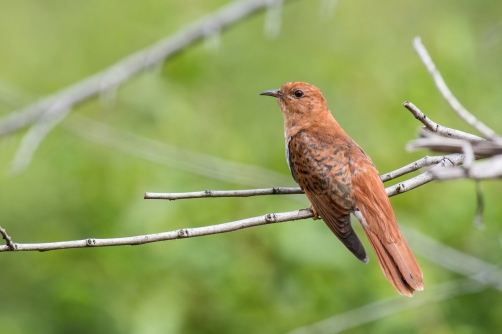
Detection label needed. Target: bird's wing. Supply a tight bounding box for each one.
[285,136,299,183]
[350,153,423,295]
[288,131,368,263]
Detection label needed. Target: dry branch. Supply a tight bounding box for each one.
[144,187,303,200]
[145,153,466,201]
[9,109,71,174]
[379,155,442,182]
[0,226,16,250]
[402,101,484,142]
[408,135,502,157]
[0,0,298,137]
[413,37,500,141]
[431,155,502,180]
[0,150,468,252]
[407,38,502,181]
[0,210,312,252]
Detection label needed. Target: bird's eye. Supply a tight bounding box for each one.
[293,89,304,98]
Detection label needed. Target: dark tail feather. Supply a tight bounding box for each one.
[323,214,369,264]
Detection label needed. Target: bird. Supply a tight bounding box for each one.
[260,82,423,296]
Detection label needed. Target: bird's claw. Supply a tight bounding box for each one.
[307,204,320,220]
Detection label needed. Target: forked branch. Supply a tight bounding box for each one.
[407,37,502,180]
[413,37,500,141]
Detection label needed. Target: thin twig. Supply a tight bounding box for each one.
[385,154,465,197]
[0,226,16,250]
[402,101,484,142]
[379,155,444,182]
[263,0,283,39]
[431,154,502,180]
[146,154,467,200]
[144,187,303,200]
[462,141,475,169]
[408,136,502,157]
[413,37,500,141]
[0,0,299,137]
[9,109,71,174]
[0,209,312,252]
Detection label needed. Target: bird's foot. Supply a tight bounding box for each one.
[307,204,320,220]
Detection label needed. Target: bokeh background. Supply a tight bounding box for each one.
[1,0,502,333]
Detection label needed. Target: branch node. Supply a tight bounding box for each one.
[86,238,97,246]
[178,229,190,238]
[265,213,277,223]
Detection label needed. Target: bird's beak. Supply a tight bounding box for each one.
[260,89,283,98]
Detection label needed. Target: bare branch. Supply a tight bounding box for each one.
[0,226,16,250]
[431,155,502,180]
[144,187,303,200]
[385,153,465,197]
[0,150,468,251]
[0,0,299,137]
[413,37,500,140]
[9,109,71,174]
[379,155,444,182]
[145,154,467,200]
[263,0,283,38]
[402,101,484,142]
[0,209,313,252]
[407,136,502,157]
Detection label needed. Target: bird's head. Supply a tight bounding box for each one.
[260,82,329,123]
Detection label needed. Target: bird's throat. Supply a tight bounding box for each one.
[283,117,308,139]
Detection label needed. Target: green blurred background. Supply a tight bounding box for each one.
[1,0,502,333]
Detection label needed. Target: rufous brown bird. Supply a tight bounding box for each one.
[261,82,423,296]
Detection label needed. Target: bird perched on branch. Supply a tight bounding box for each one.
[261,82,423,296]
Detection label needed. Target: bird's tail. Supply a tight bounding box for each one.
[363,228,423,297]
